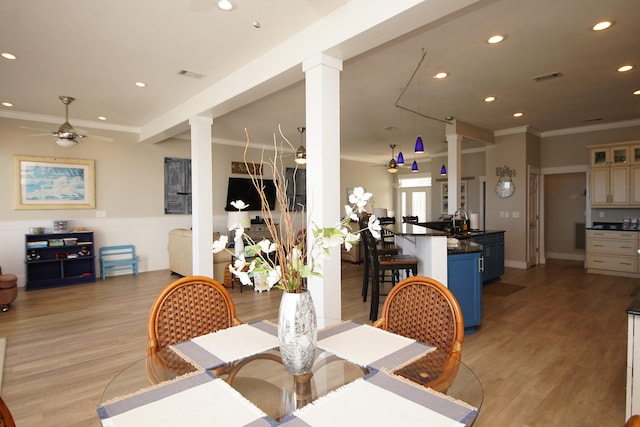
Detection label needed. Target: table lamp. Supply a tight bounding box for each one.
[227,210,250,257]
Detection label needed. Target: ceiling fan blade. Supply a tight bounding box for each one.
[19,126,54,133]
[85,134,114,143]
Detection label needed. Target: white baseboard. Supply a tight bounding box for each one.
[545,252,585,261]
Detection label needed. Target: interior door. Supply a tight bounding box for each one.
[397,187,430,234]
[527,166,540,267]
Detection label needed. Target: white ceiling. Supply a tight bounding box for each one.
[1,0,639,165]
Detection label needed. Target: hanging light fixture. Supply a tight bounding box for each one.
[387,144,399,174]
[440,164,447,175]
[411,160,418,172]
[397,150,405,166]
[414,135,424,153]
[294,127,306,164]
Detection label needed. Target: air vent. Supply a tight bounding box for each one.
[531,71,563,82]
[177,70,206,79]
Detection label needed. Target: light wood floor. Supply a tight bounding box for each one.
[0,259,637,426]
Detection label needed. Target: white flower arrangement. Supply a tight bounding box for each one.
[213,186,381,293]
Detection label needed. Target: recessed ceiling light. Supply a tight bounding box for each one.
[217,0,235,11]
[433,72,448,79]
[1,52,17,60]
[98,116,107,121]
[513,112,524,118]
[593,21,614,31]
[135,81,147,87]
[1,101,13,107]
[634,89,640,96]
[618,65,634,72]
[487,35,505,44]
[484,96,496,102]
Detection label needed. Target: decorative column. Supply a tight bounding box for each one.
[189,114,214,277]
[303,53,343,325]
[446,133,463,214]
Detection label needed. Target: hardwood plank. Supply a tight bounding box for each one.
[0,259,636,426]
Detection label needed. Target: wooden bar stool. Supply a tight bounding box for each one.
[361,230,418,321]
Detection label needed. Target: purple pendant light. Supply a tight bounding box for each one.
[397,151,405,166]
[414,135,424,153]
[411,160,418,172]
[440,164,447,175]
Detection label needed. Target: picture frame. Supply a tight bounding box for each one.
[14,155,96,210]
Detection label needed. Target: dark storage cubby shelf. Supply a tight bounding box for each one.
[25,231,96,290]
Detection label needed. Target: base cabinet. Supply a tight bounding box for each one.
[470,231,505,282]
[25,232,96,290]
[447,252,482,332]
[586,230,639,275]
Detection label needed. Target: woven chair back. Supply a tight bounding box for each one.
[380,276,464,358]
[147,276,239,355]
[0,396,16,427]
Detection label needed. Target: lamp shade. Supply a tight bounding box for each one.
[414,135,424,153]
[411,160,418,172]
[295,145,307,164]
[56,138,77,148]
[373,208,388,219]
[227,210,250,230]
[440,164,447,175]
[397,151,405,165]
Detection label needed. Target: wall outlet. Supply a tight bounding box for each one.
[512,211,520,218]
[505,211,510,218]
[599,211,605,218]
[96,211,107,218]
[499,211,505,218]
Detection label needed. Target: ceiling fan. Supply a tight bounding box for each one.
[379,144,414,174]
[21,96,113,147]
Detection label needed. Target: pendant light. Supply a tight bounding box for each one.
[411,160,418,172]
[440,164,447,175]
[397,151,405,166]
[294,127,306,164]
[414,135,424,153]
[387,144,399,174]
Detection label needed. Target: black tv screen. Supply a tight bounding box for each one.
[224,177,277,212]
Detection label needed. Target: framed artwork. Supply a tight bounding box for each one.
[231,161,262,175]
[14,155,96,210]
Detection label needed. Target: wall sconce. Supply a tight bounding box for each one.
[495,165,516,198]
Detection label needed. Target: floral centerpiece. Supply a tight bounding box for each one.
[212,127,381,375]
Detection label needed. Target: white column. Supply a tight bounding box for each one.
[447,134,463,215]
[189,114,214,277]
[303,53,343,324]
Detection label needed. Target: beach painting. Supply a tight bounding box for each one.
[14,156,95,209]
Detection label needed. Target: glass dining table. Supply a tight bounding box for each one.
[99,321,483,426]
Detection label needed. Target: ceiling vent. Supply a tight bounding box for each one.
[177,70,205,79]
[531,71,563,82]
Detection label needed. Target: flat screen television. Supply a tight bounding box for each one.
[224,177,277,212]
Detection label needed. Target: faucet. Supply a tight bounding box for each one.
[452,208,469,233]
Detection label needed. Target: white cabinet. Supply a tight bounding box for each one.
[589,143,640,207]
[587,230,639,275]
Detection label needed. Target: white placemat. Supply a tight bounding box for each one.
[318,324,419,366]
[172,322,278,369]
[98,371,270,427]
[289,375,469,427]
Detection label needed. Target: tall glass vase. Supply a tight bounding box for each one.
[278,290,317,375]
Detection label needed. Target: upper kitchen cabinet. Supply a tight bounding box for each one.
[589,143,640,207]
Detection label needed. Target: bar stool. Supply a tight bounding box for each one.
[0,266,18,312]
[361,229,418,321]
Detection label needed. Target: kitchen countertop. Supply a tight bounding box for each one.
[447,239,483,255]
[627,293,640,315]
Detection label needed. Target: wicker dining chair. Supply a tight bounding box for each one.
[0,395,16,427]
[147,275,242,355]
[373,276,464,392]
[626,415,640,427]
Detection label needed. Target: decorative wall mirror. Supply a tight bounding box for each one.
[495,165,516,198]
